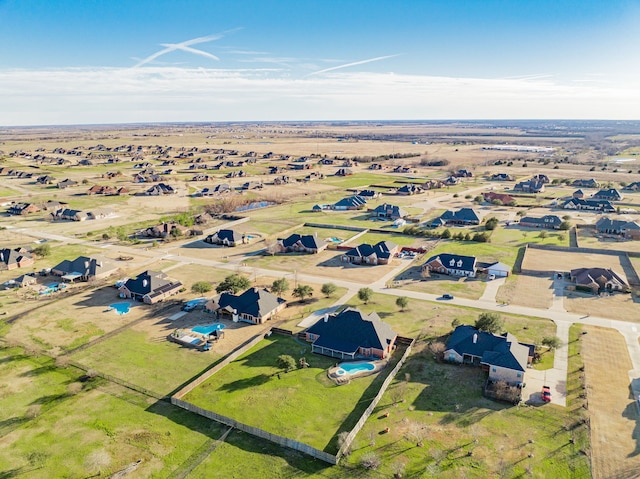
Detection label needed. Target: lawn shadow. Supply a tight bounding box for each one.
[217,373,271,392]
[622,399,640,458]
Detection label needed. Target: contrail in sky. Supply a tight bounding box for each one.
[134,30,240,67]
[306,54,402,76]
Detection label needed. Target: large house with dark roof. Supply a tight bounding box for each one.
[572,178,599,188]
[430,208,481,227]
[562,198,615,213]
[205,287,286,324]
[514,178,545,193]
[277,233,327,254]
[592,188,623,201]
[396,184,423,195]
[371,203,407,220]
[119,270,183,304]
[204,229,245,247]
[0,248,34,271]
[422,253,477,277]
[52,256,118,282]
[332,195,367,210]
[341,241,398,265]
[444,325,534,386]
[7,203,40,216]
[595,217,640,239]
[304,308,397,360]
[569,267,628,294]
[519,215,562,229]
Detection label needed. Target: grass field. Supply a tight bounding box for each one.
[425,240,518,266]
[0,346,227,478]
[184,334,399,453]
[564,289,640,321]
[490,226,569,247]
[495,274,555,309]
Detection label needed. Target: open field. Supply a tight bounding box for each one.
[490,225,570,248]
[0,346,227,478]
[577,227,640,254]
[395,266,488,300]
[184,335,400,453]
[496,274,555,309]
[582,326,640,479]
[564,289,640,320]
[425,239,518,266]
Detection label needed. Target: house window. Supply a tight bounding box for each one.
[492,367,497,372]
[517,373,522,378]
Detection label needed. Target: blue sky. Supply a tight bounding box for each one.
[1,0,639,125]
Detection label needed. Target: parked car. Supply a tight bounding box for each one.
[542,386,552,403]
[442,294,454,300]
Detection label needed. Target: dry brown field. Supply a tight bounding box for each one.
[564,290,640,320]
[522,247,629,278]
[582,325,640,479]
[495,274,554,309]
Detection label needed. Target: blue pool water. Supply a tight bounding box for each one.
[110,302,131,315]
[329,237,342,243]
[246,235,256,239]
[192,324,226,335]
[336,361,375,375]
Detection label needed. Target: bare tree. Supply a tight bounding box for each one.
[67,382,83,396]
[25,404,42,419]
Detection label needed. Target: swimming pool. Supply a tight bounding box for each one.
[336,361,375,376]
[192,324,226,335]
[328,237,342,243]
[110,302,131,315]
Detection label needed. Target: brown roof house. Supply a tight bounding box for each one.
[119,270,183,304]
[205,287,286,324]
[569,268,628,294]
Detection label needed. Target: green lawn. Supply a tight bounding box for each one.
[71,329,219,396]
[184,335,398,453]
[490,226,569,247]
[426,240,518,266]
[0,346,227,478]
[353,231,418,246]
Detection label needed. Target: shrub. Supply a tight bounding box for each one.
[360,452,381,470]
[191,281,213,294]
[321,283,337,298]
[475,312,503,333]
[357,287,374,304]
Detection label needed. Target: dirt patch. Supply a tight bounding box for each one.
[496,275,554,309]
[564,291,640,321]
[522,247,629,279]
[582,325,640,479]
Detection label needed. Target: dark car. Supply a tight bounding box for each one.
[542,386,552,403]
[442,294,454,300]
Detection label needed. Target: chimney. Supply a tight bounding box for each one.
[324,313,329,322]
[473,333,478,344]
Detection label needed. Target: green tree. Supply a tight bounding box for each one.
[321,283,337,298]
[276,354,297,372]
[271,278,289,297]
[358,287,374,304]
[32,243,51,257]
[191,281,212,294]
[485,217,499,230]
[559,221,571,230]
[441,228,452,239]
[292,284,314,302]
[216,274,251,294]
[395,296,409,311]
[538,230,547,239]
[475,312,504,333]
[542,336,562,351]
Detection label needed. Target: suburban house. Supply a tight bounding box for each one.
[119,270,183,304]
[562,198,615,213]
[595,217,640,239]
[87,185,117,195]
[143,222,190,238]
[572,189,585,199]
[145,183,176,195]
[12,274,37,288]
[624,182,640,191]
[422,253,477,277]
[52,256,118,282]
[204,229,245,247]
[332,195,367,210]
[431,208,481,227]
[0,248,34,270]
[341,241,398,265]
[51,208,90,222]
[569,267,628,293]
[277,233,327,254]
[304,308,397,360]
[455,169,473,178]
[357,189,380,199]
[335,168,353,176]
[7,203,40,216]
[483,192,515,205]
[396,184,423,195]
[371,203,407,220]
[444,325,534,386]
[514,178,545,193]
[483,262,512,278]
[205,287,286,324]
[572,178,599,188]
[519,215,562,229]
[36,175,55,185]
[592,188,623,201]
[489,173,514,181]
[56,179,78,189]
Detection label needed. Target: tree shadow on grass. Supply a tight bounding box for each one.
[18,364,56,377]
[217,373,271,392]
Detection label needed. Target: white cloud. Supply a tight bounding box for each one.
[0,66,638,126]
